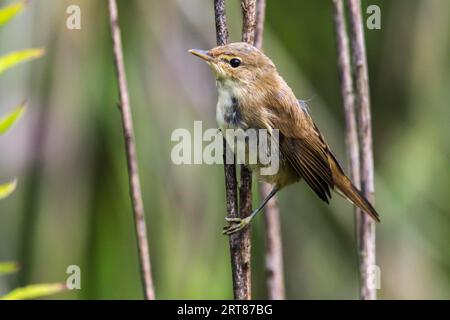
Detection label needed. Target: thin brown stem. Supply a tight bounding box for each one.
[236,0,258,300]
[214,0,229,46]
[332,0,360,187]
[260,182,285,300]
[333,0,368,299]
[254,0,266,49]
[222,139,246,298]
[253,0,285,300]
[108,0,155,300]
[237,165,252,300]
[347,0,377,300]
[241,0,257,44]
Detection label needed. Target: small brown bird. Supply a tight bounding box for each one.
[189,42,380,234]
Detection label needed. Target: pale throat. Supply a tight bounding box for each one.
[215,78,245,129]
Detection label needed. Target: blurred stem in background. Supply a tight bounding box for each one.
[254,0,285,300]
[347,0,377,300]
[17,109,46,287]
[17,38,55,287]
[331,0,362,298]
[332,0,378,300]
[108,0,155,300]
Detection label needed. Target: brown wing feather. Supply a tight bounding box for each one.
[280,133,334,203]
[241,81,380,221]
[275,101,335,203]
[241,85,336,204]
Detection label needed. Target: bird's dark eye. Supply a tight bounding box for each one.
[229,58,241,68]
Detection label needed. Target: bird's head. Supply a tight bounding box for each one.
[189,42,275,87]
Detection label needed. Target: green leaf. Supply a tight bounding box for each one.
[0,48,44,75]
[0,102,27,135]
[0,0,27,27]
[0,262,19,275]
[0,179,17,200]
[0,283,66,300]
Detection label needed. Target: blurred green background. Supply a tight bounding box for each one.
[0,0,449,299]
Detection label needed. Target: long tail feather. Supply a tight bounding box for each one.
[329,156,380,222]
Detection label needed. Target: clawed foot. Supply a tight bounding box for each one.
[223,216,252,235]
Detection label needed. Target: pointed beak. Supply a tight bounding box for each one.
[188,49,213,62]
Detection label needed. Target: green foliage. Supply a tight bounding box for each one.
[0,0,62,302]
[0,1,43,200]
[0,103,26,203]
[0,0,27,27]
[0,263,66,299]
[0,179,17,200]
[0,49,44,75]
[0,283,66,300]
[0,102,26,135]
[0,262,19,275]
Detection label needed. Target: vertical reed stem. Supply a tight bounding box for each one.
[332,0,360,186]
[254,0,286,300]
[347,0,377,300]
[108,0,155,300]
[214,0,251,300]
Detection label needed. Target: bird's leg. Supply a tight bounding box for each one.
[223,186,279,235]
